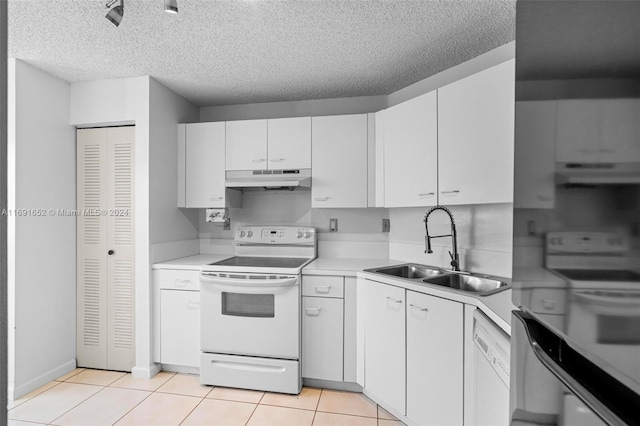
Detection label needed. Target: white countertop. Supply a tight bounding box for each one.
[302,258,404,276]
[152,254,232,270]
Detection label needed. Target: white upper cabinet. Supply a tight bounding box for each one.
[437,59,515,205]
[557,99,640,163]
[383,91,438,208]
[179,122,235,208]
[226,117,312,171]
[514,101,557,209]
[312,114,368,208]
[267,117,311,169]
[225,119,268,171]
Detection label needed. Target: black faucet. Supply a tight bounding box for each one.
[424,205,460,271]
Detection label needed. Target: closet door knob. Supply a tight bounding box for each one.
[108,250,115,255]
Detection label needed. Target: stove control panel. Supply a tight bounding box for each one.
[235,226,316,245]
[546,231,628,254]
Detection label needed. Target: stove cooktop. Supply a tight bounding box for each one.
[208,256,310,269]
[553,269,640,282]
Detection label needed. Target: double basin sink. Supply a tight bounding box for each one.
[365,264,510,296]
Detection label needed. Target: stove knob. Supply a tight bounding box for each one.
[304,232,311,239]
[247,231,253,238]
[239,231,246,238]
[297,231,303,239]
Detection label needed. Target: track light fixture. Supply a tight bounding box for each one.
[164,0,178,14]
[105,0,124,27]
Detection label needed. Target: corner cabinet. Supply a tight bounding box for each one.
[311,114,368,208]
[437,59,515,205]
[361,278,465,425]
[177,123,240,208]
[383,91,438,207]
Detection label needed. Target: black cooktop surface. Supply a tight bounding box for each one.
[208,256,309,269]
[553,269,640,282]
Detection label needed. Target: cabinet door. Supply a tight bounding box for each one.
[406,291,463,426]
[384,91,438,207]
[364,280,405,415]
[226,119,268,171]
[185,122,226,208]
[312,114,368,208]
[600,99,640,163]
[268,117,311,169]
[438,60,515,205]
[160,290,200,367]
[514,101,557,209]
[302,297,344,381]
[556,100,600,163]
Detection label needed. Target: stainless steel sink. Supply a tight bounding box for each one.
[423,273,509,296]
[367,264,444,279]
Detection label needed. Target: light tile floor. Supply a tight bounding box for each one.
[8,369,406,426]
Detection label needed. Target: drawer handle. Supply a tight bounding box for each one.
[209,196,223,201]
[409,304,428,312]
[418,192,435,197]
[270,158,285,162]
[305,307,321,316]
[314,286,331,294]
[252,158,266,163]
[187,301,200,309]
[441,190,460,195]
[386,297,402,304]
[542,299,556,310]
[174,279,190,288]
[314,197,329,202]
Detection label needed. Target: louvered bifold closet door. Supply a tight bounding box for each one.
[77,126,135,371]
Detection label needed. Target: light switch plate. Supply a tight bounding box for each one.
[329,218,338,232]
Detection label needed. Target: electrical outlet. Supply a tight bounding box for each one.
[329,218,338,232]
[382,218,390,232]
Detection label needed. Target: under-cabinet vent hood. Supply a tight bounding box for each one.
[555,163,640,185]
[225,169,311,190]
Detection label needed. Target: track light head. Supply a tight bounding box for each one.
[164,0,178,14]
[105,0,124,27]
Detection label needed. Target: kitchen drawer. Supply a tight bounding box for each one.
[302,276,344,298]
[530,288,567,314]
[153,269,201,291]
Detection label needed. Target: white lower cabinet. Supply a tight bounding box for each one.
[406,290,464,426]
[302,296,344,381]
[364,280,406,416]
[160,290,200,368]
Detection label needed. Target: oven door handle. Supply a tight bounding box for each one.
[200,275,298,288]
[573,291,640,308]
[514,311,638,426]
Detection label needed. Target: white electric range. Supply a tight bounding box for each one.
[199,225,316,394]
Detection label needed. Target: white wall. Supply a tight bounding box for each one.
[149,77,199,245]
[70,76,156,378]
[8,59,77,399]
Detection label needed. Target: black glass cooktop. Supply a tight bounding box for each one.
[209,256,309,269]
[553,269,640,282]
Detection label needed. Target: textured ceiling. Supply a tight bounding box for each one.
[8,0,516,106]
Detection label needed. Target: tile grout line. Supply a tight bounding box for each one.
[108,386,156,426]
[47,383,110,426]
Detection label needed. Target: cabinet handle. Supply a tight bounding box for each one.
[187,300,200,309]
[209,196,223,201]
[252,158,266,163]
[314,286,331,294]
[304,307,321,316]
[174,279,190,288]
[409,304,429,312]
[386,297,403,304]
[314,197,329,202]
[418,192,435,197]
[440,190,460,195]
[270,158,285,163]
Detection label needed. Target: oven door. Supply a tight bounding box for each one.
[510,311,640,426]
[200,272,300,359]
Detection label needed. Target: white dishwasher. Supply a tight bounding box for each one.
[472,309,511,426]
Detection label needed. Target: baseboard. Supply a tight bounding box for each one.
[131,363,161,379]
[9,359,76,401]
[302,378,362,393]
[160,364,200,375]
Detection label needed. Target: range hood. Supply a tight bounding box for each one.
[225,169,311,189]
[555,163,640,185]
